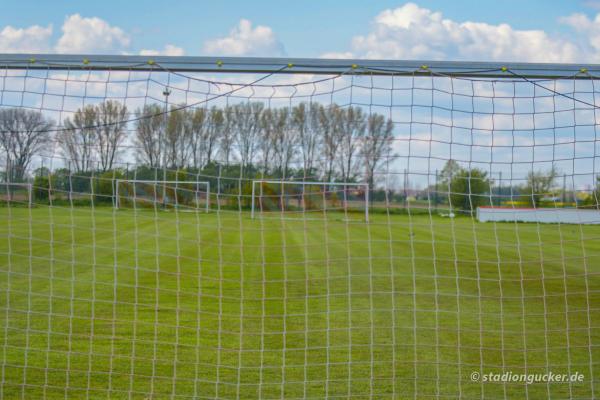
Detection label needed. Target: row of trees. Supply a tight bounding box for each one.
[2,103,599,212]
[27,161,597,212]
[0,101,394,191]
[438,160,599,212]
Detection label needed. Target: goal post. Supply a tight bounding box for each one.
[251,180,369,221]
[115,179,210,212]
[0,182,32,207]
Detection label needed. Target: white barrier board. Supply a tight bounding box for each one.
[477,207,600,224]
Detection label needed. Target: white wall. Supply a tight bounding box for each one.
[477,207,600,224]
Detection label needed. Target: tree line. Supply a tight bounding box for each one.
[0,101,394,191]
[436,160,600,212]
[2,102,600,212]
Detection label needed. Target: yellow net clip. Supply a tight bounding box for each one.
[351,64,358,69]
[83,58,90,65]
[501,66,508,72]
[420,65,428,70]
[217,60,224,67]
[287,63,294,68]
[147,59,155,66]
[580,67,588,74]
[28,57,36,64]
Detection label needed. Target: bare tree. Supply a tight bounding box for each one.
[319,104,342,183]
[292,103,321,178]
[259,108,277,173]
[189,107,208,168]
[205,106,224,165]
[336,106,365,183]
[362,114,393,191]
[232,102,263,170]
[0,108,53,182]
[96,100,128,171]
[165,106,193,169]
[189,106,223,168]
[134,104,164,168]
[59,105,97,173]
[219,105,235,166]
[259,107,293,176]
[271,108,295,177]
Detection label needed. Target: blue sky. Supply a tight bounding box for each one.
[3,1,599,187]
[1,1,600,61]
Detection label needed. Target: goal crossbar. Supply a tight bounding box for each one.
[2,53,598,78]
[115,179,210,212]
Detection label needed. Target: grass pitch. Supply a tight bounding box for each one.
[0,206,598,399]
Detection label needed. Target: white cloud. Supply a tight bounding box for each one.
[203,19,285,56]
[139,44,185,56]
[0,16,186,58]
[323,3,592,63]
[559,12,600,55]
[55,14,130,54]
[560,12,597,33]
[0,24,53,53]
[320,51,354,59]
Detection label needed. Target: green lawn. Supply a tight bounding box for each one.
[0,206,598,399]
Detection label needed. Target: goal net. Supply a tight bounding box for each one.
[0,54,598,399]
[251,180,369,221]
[115,180,210,212]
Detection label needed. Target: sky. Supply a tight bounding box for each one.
[2,1,600,189]
[1,1,600,62]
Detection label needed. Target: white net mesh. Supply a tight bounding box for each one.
[0,57,598,399]
[115,180,210,212]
